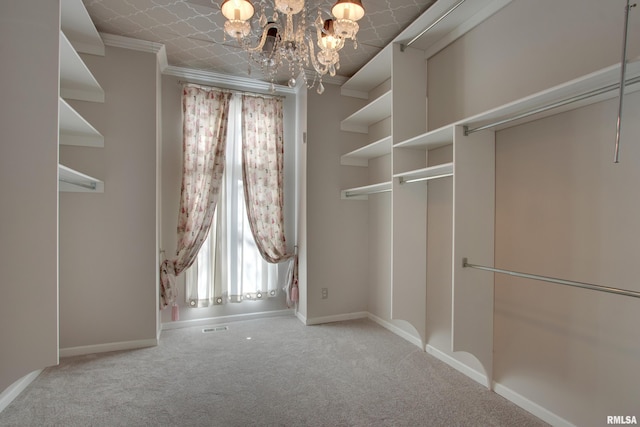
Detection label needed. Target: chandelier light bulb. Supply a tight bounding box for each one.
[221,0,255,21]
[331,0,365,21]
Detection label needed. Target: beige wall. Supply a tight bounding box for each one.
[306,84,370,320]
[427,0,640,424]
[59,46,159,349]
[0,0,60,392]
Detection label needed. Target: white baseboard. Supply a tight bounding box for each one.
[161,309,295,331]
[295,310,307,324]
[366,313,423,349]
[0,370,42,413]
[425,344,488,386]
[304,311,368,325]
[493,382,575,427]
[59,338,158,358]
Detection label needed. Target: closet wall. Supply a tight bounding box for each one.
[426,0,640,424]
[0,1,59,392]
[59,45,160,351]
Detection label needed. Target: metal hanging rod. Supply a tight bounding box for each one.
[462,258,640,300]
[614,1,636,163]
[399,172,453,184]
[463,75,640,136]
[344,188,391,198]
[401,0,467,52]
[59,178,97,191]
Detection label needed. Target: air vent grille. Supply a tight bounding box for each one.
[202,326,229,333]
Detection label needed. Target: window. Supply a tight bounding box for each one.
[185,94,279,307]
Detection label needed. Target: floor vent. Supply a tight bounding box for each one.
[202,326,229,333]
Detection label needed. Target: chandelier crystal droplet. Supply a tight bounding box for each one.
[219,0,365,93]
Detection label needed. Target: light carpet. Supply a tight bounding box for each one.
[0,316,547,426]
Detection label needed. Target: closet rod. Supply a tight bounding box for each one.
[463,75,640,136]
[344,188,391,198]
[59,178,97,191]
[462,258,640,299]
[401,0,467,51]
[614,0,636,163]
[399,172,453,184]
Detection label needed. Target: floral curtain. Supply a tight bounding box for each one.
[160,85,231,309]
[241,94,298,304]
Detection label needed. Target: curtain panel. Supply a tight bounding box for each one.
[160,86,231,309]
[241,94,298,305]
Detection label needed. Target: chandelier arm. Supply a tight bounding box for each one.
[245,22,282,52]
[306,38,328,75]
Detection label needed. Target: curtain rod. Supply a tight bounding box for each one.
[178,80,285,99]
[462,258,640,300]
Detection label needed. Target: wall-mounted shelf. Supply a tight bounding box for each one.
[59,98,104,147]
[462,57,640,134]
[341,136,392,166]
[61,0,105,56]
[395,125,454,149]
[59,164,104,193]
[340,46,392,98]
[340,91,392,133]
[59,31,105,103]
[394,162,453,184]
[341,181,392,200]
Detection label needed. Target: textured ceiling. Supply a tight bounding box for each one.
[85,0,437,84]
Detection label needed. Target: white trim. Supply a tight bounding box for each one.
[161,309,295,331]
[295,310,307,324]
[493,383,576,427]
[425,344,488,386]
[0,370,42,413]
[59,338,158,358]
[366,313,423,349]
[163,65,297,96]
[304,311,368,325]
[100,33,168,72]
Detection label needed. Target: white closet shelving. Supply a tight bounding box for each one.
[336,0,640,390]
[339,90,392,133]
[59,0,105,193]
[340,181,392,200]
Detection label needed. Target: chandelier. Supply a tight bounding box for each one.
[220,0,365,93]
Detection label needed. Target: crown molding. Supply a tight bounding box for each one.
[100,33,168,71]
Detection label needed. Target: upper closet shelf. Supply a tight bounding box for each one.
[61,0,105,56]
[340,91,392,133]
[60,32,105,103]
[341,181,392,200]
[393,58,640,148]
[341,136,392,166]
[341,46,392,98]
[462,57,640,135]
[59,98,103,147]
[59,164,104,193]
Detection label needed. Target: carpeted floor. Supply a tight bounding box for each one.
[0,316,547,426]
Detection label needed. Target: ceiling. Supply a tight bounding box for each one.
[84,0,437,84]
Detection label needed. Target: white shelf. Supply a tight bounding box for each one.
[461,57,640,133]
[59,164,104,193]
[394,162,453,184]
[59,31,105,103]
[59,98,104,147]
[341,46,392,98]
[395,125,454,149]
[341,181,392,200]
[340,91,392,133]
[61,0,105,56]
[341,136,392,166]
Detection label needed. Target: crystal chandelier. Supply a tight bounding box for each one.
[220,0,365,94]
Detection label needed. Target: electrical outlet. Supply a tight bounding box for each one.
[321,288,328,299]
